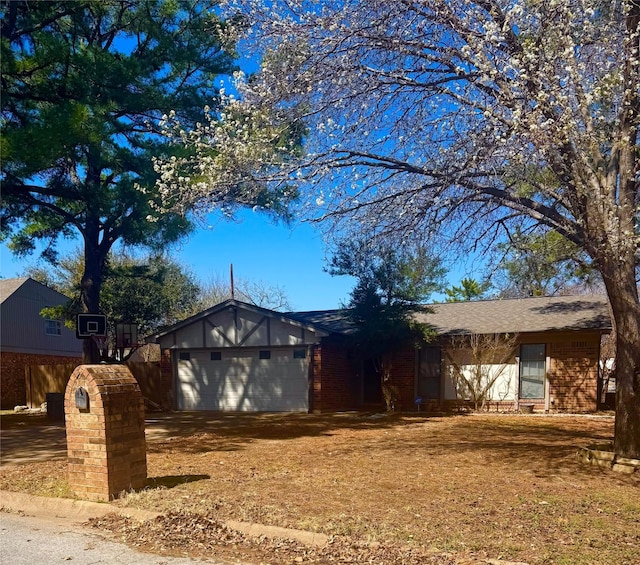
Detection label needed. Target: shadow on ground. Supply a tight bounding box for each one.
[144,474,210,490]
[1,410,617,480]
[143,411,440,452]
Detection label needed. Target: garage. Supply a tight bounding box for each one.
[176,347,310,411]
[154,300,330,412]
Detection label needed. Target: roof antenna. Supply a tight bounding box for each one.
[230,263,235,300]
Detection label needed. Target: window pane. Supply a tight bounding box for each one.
[259,350,271,360]
[520,344,545,398]
[45,320,61,335]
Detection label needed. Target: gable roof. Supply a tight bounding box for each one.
[1,276,74,306]
[414,294,611,335]
[153,298,335,340]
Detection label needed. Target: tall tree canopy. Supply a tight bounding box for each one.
[0,0,293,361]
[183,0,638,456]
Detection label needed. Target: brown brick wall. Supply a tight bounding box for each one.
[312,343,417,412]
[548,338,599,412]
[312,339,357,412]
[0,351,81,409]
[387,346,417,411]
[64,364,147,502]
[438,332,603,413]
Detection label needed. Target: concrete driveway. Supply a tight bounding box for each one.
[0,412,261,466]
[0,417,66,466]
[0,412,180,466]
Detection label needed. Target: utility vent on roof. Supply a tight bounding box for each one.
[571,341,589,349]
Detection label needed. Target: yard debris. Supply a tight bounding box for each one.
[89,511,460,564]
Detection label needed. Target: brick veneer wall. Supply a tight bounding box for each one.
[0,351,81,409]
[438,332,603,413]
[312,338,357,412]
[548,337,600,412]
[312,341,418,412]
[386,346,419,411]
[64,364,147,502]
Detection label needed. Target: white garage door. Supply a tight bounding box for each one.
[176,347,309,411]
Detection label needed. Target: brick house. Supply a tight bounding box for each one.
[410,295,611,412]
[0,277,82,409]
[154,294,611,413]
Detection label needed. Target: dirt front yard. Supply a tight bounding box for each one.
[1,412,638,564]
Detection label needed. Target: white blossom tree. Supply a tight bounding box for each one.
[444,332,519,411]
[154,1,639,458]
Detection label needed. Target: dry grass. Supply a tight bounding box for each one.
[1,412,638,564]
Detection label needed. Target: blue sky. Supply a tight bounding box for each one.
[0,209,360,312]
[0,210,476,311]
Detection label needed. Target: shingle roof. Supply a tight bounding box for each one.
[290,294,611,336]
[285,308,357,334]
[413,294,611,335]
[0,277,29,304]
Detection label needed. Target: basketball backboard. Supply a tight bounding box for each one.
[76,313,107,338]
[116,323,138,348]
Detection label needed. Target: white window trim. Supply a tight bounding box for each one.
[45,319,62,336]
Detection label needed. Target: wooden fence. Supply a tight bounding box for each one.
[25,362,164,408]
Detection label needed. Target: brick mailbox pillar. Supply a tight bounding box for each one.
[64,364,147,502]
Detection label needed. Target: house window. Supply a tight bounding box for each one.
[210,351,222,361]
[519,344,545,399]
[259,350,271,360]
[179,352,191,361]
[417,347,441,400]
[293,349,306,359]
[45,320,61,336]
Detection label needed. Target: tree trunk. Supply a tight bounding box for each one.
[81,222,107,364]
[601,256,640,459]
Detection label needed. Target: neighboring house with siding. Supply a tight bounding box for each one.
[0,277,82,409]
[153,294,611,414]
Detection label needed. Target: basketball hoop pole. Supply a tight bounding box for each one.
[92,335,109,361]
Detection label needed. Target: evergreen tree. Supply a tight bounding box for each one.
[329,239,444,410]
[493,229,598,298]
[444,278,491,302]
[1,1,292,361]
